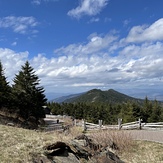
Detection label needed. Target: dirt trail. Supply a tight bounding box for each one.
[44,117,63,131]
[127,130,163,144]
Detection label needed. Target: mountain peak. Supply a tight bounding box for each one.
[52,89,142,104]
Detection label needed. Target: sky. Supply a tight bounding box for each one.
[1,0,163,100]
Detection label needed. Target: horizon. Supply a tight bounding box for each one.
[1,0,163,101]
[48,88,163,102]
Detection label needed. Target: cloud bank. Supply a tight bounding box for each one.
[1,18,163,99]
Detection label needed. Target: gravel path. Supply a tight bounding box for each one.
[44,118,63,131]
[128,130,163,144]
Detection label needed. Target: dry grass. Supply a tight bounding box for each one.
[0,124,84,163]
[120,140,163,163]
[89,130,134,154]
[89,130,163,163]
[0,124,163,163]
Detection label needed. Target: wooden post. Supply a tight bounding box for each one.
[99,120,102,129]
[138,118,142,130]
[118,118,122,130]
[83,119,87,131]
[74,119,77,126]
[101,120,103,128]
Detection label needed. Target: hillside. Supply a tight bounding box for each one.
[0,124,163,163]
[52,92,84,103]
[57,89,143,104]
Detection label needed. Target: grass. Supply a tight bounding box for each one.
[0,124,83,163]
[89,130,133,153]
[89,130,163,163]
[120,140,163,163]
[0,124,163,163]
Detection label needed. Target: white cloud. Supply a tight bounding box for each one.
[123,19,130,26]
[1,18,163,99]
[54,33,118,56]
[31,0,41,5]
[126,18,163,42]
[31,0,58,5]
[68,0,109,19]
[0,48,29,82]
[11,41,17,46]
[0,16,38,34]
[89,17,100,23]
[70,83,104,87]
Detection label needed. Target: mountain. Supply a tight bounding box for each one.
[52,89,143,104]
[51,92,85,103]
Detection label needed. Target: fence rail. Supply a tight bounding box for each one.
[143,122,163,130]
[44,115,163,132]
[77,119,163,131]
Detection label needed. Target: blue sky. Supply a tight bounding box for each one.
[1,0,163,100]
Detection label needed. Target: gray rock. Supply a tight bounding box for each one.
[42,135,125,163]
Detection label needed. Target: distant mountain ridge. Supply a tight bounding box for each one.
[51,92,85,103]
[52,89,144,104]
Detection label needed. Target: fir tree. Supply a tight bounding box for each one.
[0,61,11,108]
[12,61,47,119]
[148,100,161,122]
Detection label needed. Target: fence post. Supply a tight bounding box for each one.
[74,119,77,126]
[99,120,102,129]
[138,118,142,130]
[83,119,87,131]
[118,118,122,130]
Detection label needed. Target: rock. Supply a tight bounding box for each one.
[42,135,125,163]
[43,141,81,163]
[31,155,52,163]
[75,134,102,151]
[91,150,125,163]
[44,141,68,151]
[70,140,92,160]
[53,152,80,163]
[7,122,14,126]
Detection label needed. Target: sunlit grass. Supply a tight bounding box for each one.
[120,140,163,163]
[0,125,59,162]
[0,124,163,163]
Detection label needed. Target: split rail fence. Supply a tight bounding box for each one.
[45,115,163,132]
[76,119,163,131]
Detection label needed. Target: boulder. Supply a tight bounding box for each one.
[42,134,125,163]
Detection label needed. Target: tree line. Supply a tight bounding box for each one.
[1,59,163,126]
[47,98,163,124]
[0,61,47,122]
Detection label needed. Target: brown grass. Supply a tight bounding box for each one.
[120,140,163,163]
[89,130,134,154]
[0,124,84,163]
[0,124,163,163]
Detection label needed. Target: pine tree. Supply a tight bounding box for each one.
[148,100,161,122]
[141,96,153,122]
[0,61,11,108]
[12,61,47,119]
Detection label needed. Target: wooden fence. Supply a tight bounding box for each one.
[76,119,163,131]
[142,122,163,130]
[44,115,163,132]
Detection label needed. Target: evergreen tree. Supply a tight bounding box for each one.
[141,96,152,122]
[148,100,161,122]
[12,61,47,119]
[0,61,11,108]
